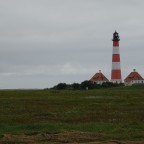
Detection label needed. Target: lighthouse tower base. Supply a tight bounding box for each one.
[111,80,122,84]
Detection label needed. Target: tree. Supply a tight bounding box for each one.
[72,83,80,90]
[56,83,67,90]
[80,80,93,89]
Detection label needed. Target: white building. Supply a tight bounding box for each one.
[124,69,144,86]
[90,70,109,84]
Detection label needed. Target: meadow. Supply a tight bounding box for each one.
[0,86,144,143]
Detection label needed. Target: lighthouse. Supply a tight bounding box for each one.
[111,31,122,83]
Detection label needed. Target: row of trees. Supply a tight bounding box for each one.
[51,81,124,90]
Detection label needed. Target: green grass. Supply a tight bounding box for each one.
[0,86,144,140]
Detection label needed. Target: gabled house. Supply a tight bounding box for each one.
[124,69,144,86]
[90,70,109,84]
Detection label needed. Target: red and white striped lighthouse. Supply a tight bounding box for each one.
[111,31,122,83]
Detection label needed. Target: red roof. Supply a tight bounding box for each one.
[124,70,144,82]
[90,71,109,82]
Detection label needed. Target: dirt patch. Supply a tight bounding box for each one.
[0,132,144,144]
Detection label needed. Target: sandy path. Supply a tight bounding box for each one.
[0,132,143,144]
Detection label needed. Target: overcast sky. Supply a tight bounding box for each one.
[0,0,144,89]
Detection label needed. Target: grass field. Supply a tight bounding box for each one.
[0,86,144,143]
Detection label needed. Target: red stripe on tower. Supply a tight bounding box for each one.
[111,31,122,83]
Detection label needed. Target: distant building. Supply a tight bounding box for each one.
[124,69,144,86]
[90,70,109,84]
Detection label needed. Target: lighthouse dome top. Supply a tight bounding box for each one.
[113,30,118,34]
[112,30,120,41]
